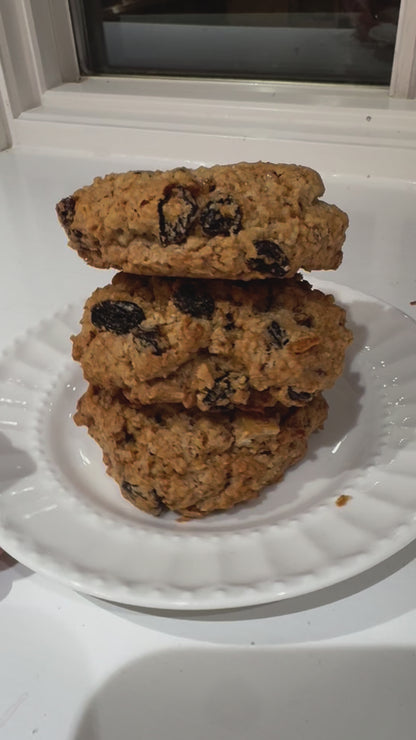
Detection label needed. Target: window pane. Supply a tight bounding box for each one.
[70,1,401,84]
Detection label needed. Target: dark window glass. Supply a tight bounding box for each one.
[70,1,401,84]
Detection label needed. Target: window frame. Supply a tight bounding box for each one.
[0,0,416,157]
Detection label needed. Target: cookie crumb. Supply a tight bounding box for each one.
[336,494,352,507]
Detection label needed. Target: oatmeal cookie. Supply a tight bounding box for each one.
[56,161,348,280]
[72,273,352,408]
[74,386,328,518]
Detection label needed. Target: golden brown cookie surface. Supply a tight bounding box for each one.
[57,161,348,279]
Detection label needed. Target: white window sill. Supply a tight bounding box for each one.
[5,77,414,182]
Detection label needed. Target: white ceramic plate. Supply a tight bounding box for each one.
[0,281,415,610]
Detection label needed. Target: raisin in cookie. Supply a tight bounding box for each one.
[56,161,348,280]
[74,386,328,518]
[72,273,352,408]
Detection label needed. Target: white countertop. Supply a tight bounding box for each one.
[1,147,416,740]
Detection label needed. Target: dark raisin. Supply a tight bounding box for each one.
[132,326,165,355]
[202,374,232,407]
[296,315,313,328]
[91,300,145,334]
[288,387,314,402]
[224,312,235,331]
[247,240,290,277]
[158,186,197,246]
[121,481,165,515]
[172,282,215,319]
[267,321,289,349]
[56,196,76,230]
[200,196,242,237]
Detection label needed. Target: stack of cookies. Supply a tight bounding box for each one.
[56,161,352,519]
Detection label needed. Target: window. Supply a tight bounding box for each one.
[0,0,415,158]
[71,1,401,85]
